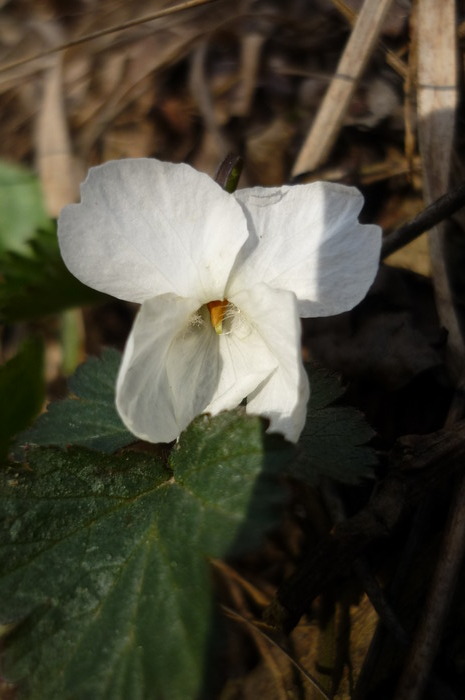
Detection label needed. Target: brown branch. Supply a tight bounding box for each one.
[381,179,465,260]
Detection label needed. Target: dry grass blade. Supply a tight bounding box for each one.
[394,7,465,687]
[222,605,332,700]
[331,0,408,78]
[35,55,78,215]
[395,9,465,688]
[292,0,395,177]
[213,561,292,700]
[80,31,198,157]
[210,557,271,607]
[230,32,266,117]
[417,0,462,377]
[0,0,221,76]
[189,41,230,163]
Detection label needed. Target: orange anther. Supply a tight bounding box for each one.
[207,299,228,334]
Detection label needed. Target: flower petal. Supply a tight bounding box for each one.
[58,158,249,303]
[203,307,278,416]
[230,283,309,442]
[229,182,381,317]
[116,294,220,443]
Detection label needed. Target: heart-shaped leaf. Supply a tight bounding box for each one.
[1,411,291,700]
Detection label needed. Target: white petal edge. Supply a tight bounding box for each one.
[116,294,220,443]
[228,181,381,317]
[230,283,309,442]
[58,158,249,303]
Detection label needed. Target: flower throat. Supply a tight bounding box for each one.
[207,300,229,334]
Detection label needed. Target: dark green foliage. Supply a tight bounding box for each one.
[0,224,106,322]
[290,365,377,485]
[0,160,106,322]
[20,349,134,453]
[1,412,289,700]
[0,339,45,461]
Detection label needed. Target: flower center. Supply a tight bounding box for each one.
[207,299,229,334]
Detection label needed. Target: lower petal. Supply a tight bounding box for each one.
[246,363,309,443]
[231,283,309,442]
[203,310,278,416]
[116,294,219,443]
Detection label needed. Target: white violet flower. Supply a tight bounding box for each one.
[58,158,381,443]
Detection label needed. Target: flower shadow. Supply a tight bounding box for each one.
[197,422,294,698]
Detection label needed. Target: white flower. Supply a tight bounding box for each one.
[58,158,381,443]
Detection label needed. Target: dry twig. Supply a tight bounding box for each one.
[381,179,465,260]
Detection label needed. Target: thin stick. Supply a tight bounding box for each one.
[381,179,465,260]
[0,0,221,75]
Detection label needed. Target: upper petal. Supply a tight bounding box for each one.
[229,283,309,442]
[58,158,249,303]
[228,182,381,317]
[116,294,220,443]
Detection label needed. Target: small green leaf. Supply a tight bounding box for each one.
[1,411,290,700]
[0,223,106,322]
[290,365,377,485]
[19,349,134,453]
[0,160,53,256]
[0,339,45,461]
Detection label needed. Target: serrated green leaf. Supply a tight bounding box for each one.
[0,160,53,256]
[1,411,290,700]
[289,365,377,485]
[306,364,346,409]
[0,223,107,322]
[19,349,134,453]
[0,339,45,461]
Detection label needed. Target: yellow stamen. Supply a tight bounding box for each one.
[207,299,228,334]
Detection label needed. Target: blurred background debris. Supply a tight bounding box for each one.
[3,0,465,697]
